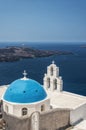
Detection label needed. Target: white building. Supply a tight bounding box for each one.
[0,62,86,130]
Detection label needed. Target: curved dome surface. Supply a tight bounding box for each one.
[3,79,47,103]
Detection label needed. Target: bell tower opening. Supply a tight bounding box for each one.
[54,79,57,90]
[51,67,53,76]
[47,78,50,88]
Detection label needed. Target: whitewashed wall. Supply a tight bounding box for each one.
[70,103,86,125]
[3,98,50,118]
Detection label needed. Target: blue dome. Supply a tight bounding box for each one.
[3,79,47,103]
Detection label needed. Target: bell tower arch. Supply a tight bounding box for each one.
[43,61,63,92]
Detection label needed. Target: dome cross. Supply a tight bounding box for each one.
[52,60,55,64]
[23,70,28,78]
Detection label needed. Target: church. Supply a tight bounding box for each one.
[0,61,86,130]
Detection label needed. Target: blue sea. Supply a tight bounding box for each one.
[0,42,86,96]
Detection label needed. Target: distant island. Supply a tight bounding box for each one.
[0,46,73,62]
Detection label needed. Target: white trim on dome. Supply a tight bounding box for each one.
[2,96,49,105]
[21,70,29,80]
[20,77,29,80]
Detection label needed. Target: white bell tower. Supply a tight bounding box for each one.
[43,61,63,92]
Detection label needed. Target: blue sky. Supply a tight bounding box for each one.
[0,0,86,42]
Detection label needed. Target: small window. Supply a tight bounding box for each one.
[41,105,45,112]
[51,67,53,76]
[47,78,50,88]
[5,105,8,113]
[54,79,57,90]
[22,108,28,116]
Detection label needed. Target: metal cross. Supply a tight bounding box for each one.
[52,60,55,64]
[23,70,27,78]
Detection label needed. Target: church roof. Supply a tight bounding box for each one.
[3,78,47,104]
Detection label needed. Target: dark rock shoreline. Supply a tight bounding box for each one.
[0,46,73,62]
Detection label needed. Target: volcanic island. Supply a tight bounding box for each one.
[0,46,73,62]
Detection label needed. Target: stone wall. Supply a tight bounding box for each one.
[3,108,70,130]
[40,108,70,130]
[3,112,31,130]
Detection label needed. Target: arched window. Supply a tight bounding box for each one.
[51,67,53,76]
[41,105,45,112]
[22,108,28,116]
[5,105,8,113]
[47,78,50,88]
[54,79,57,90]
